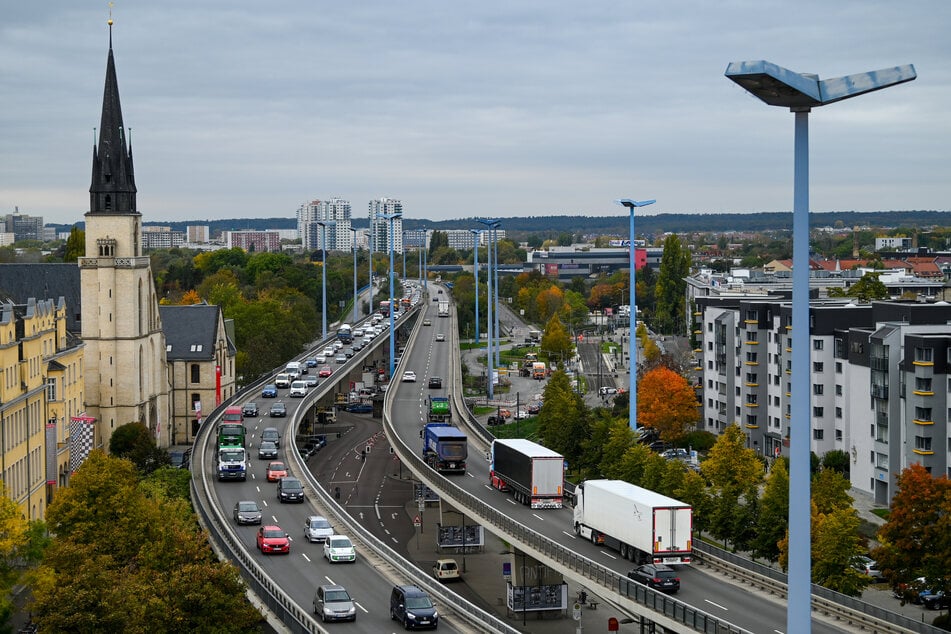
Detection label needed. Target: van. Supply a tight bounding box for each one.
[285,361,303,377]
[275,373,291,388]
[389,585,438,630]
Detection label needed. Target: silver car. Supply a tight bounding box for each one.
[305,515,334,543]
[233,500,262,525]
[313,584,356,623]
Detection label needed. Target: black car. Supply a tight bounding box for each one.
[257,440,278,460]
[278,476,305,503]
[269,403,286,418]
[922,591,949,610]
[261,427,282,448]
[242,402,259,417]
[487,415,503,426]
[627,564,680,593]
[428,377,442,389]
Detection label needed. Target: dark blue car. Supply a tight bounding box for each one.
[261,384,278,398]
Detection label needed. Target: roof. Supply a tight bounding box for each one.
[0,263,82,332]
[159,303,234,361]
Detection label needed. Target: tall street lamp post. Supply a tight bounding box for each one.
[469,229,483,344]
[614,199,655,433]
[725,59,915,634]
[383,212,403,381]
[350,227,359,322]
[402,230,407,280]
[477,219,501,399]
[316,221,331,340]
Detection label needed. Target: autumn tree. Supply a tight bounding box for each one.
[751,458,788,562]
[811,468,853,515]
[873,464,951,601]
[540,315,573,368]
[0,486,48,627]
[536,286,565,323]
[63,226,85,262]
[637,367,699,443]
[31,451,261,632]
[702,425,763,549]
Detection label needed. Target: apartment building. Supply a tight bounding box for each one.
[298,198,353,252]
[368,198,403,254]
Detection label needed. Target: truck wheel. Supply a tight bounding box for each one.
[619,543,628,559]
[573,523,581,536]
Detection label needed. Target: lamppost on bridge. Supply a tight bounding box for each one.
[725,59,915,633]
[402,230,407,280]
[316,220,333,340]
[350,227,359,322]
[614,199,654,433]
[469,229,484,344]
[383,211,402,381]
[477,219,501,400]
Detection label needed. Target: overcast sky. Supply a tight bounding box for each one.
[2,2,948,226]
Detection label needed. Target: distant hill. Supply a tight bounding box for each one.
[50,210,949,239]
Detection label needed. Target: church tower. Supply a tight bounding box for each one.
[79,19,172,449]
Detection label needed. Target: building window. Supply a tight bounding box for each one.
[746,415,758,426]
[915,347,934,363]
[746,372,758,384]
[835,406,843,418]
[46,377,57,402]
[835,361,842,374]
[914,407,932,422]
[747,331,758,342]
[191,393,201,410]
[746,310,758,322]
[915,377,933,393]
[835,384,843,396]
[813,384,824,395]
[813,429,824,440]
[835,429,842,441]
[914,436,932,452]
[813,406,824,417]
[813,362,824,372]
[746,352,758,363]
[813,339,824,350]
[190,364,200,384]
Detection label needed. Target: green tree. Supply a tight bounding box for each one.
[109,423,170,475]
[0,486,48,627]
[812,468,852,515]
[751,458,789,562]
[652,235,691,335]
[821,449,850,476]
[63,226,85,262]
[702,425,763,548]
[540,315,573,369]
[537,370,587,466]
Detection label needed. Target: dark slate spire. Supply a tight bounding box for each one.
[89,20,137,215]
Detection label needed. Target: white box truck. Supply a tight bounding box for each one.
[489,439,564,509]
[573,479,692,565]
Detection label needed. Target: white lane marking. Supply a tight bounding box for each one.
[532,513,545,522]
[301,553,311,562]
[599,551,617,560]
[704,599,728,611]
[353,601,369,614]
[562,531,576,539]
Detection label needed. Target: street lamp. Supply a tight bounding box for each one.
[477,219,501,400]
[725,59,915,634]
[316,221,331,340]
[350,227,359,322]
[614,198,655,433]
[383,211,402,381]
[469,229,483,344]
[402,230,407,280]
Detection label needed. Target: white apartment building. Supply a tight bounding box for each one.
[694,297,951,505]
[368,198,403,254]
[298,198,353,252]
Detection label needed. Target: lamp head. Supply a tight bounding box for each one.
[615,198,656,210]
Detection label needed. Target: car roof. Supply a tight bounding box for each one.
[259,440,276,447]
[396,584,428,597]
[280,476,301,484]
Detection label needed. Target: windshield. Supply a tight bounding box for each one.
[220,450,244,461]
[282,480,302,491]
[263,529,284,539]
[326,590,350,602]
[238,502,258,512]
[269,462,285,471]
[313,519,331,529]
[406,596,433,609]
[330,537,351,549]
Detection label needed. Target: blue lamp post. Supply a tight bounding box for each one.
[477,219,501,399]
[350,227,359,322]
[725,59,915,634]
[402,230,407,280]
[316,221,330,340]
[469,229,483,344]
[615,199,655,433]
[383,212,402,381]
[492,223,502,366]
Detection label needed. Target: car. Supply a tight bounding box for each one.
[256,525,290,554]
[513,409,530,420]
[402,371,417,382]
[277,476,305,503]
[304,515,334,543]
[322,347,335,357]
[627,564,680,593]
[437,289,443,294]
[922,591,950,610]
[428,376,442,389]
[498,408,512,419]
[352,340,365,351]
[432,296,439,302]
[261,384,278,398]
[269,402,286,418]
[257,440,278,460]
[851,556,882,579]
[390,584,438,630]
[527,401,542,415]
[265,460,288,481]
[332,341,344,351]
[169,449,189,469]
[432,558,460,582]
[241,402,259,417]
[486,415,503,426]
[598,386,618,396]
[661,447,689,461]
[261,427,281,447]
[893,576,927,601]
[353,327,365,337]
[304,374,319,388]
[233,500,262,525]
[335,354,347,364]
[305,357,319,368]
[318,365,333,378]
[323,534,356,563]
[274,373,291,388]
[435,333,445,342]
[344,347,355,358]
[346,402,373,413]
[422,319,431,326]
[314,584,357,623]
[315,353,327,364]
[289,380,307,397]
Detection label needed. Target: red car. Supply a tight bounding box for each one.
[318,365,333,378]
[257,525,290,555]
[266,461,288,482]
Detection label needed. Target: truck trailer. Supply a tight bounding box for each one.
[489,439,564,509]
[437,301,450,317]
[428,396,451,423]
[573,479,692,565]
[422,424,467,474]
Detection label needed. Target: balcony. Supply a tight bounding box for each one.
[870,384,889,399]
[913,419,934,426]
[869,357,889,371]
[912,449,934,456]
[912,390,934,397]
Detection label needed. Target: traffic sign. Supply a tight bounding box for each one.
[413,515,421,527]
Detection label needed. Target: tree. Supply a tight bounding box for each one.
[751,458,788,562]
[828,272,889,302]
[636,367,699,442]
[821,449,850,476]
[702,425,763,548]
[540,315,572,369]
[651,235,691,335]
[873,464,951,601]
[0,486,47,627]
[811,468,852,515]
[109,423,170,475]
[537,370,588,466]
[63,226,85,262]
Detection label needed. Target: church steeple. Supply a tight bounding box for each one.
[89,20,137,215]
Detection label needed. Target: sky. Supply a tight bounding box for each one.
[2,2,949,226]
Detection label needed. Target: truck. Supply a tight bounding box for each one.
[216,446,247,481]
[489,439,564,509]
[572,479,692,565]
[336,324,353,344]
[427,396,451,423]
[222,405,244,425]
[437,301,450,317]
[531,361,547,380]
[422,424,468,474]
[379,300,391,317]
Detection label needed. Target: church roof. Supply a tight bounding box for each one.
[0,263,82,332]
[159,303,235,361]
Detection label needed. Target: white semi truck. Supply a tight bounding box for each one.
[489,439,564,509]
[573,479,692,565]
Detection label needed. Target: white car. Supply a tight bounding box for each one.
[322,347,335,357]
[514,409,531,420]
[323,535,356,563]
[353,328,364,337]
[304,515,334,543]
[315,354,327,364]
[435,333,446,342]
[289,381,307,397]
[402,370,416,382]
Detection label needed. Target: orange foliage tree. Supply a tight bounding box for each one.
[636,367,699,442]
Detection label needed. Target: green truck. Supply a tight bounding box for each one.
[217,423,246,448]
[428,396,451,423]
